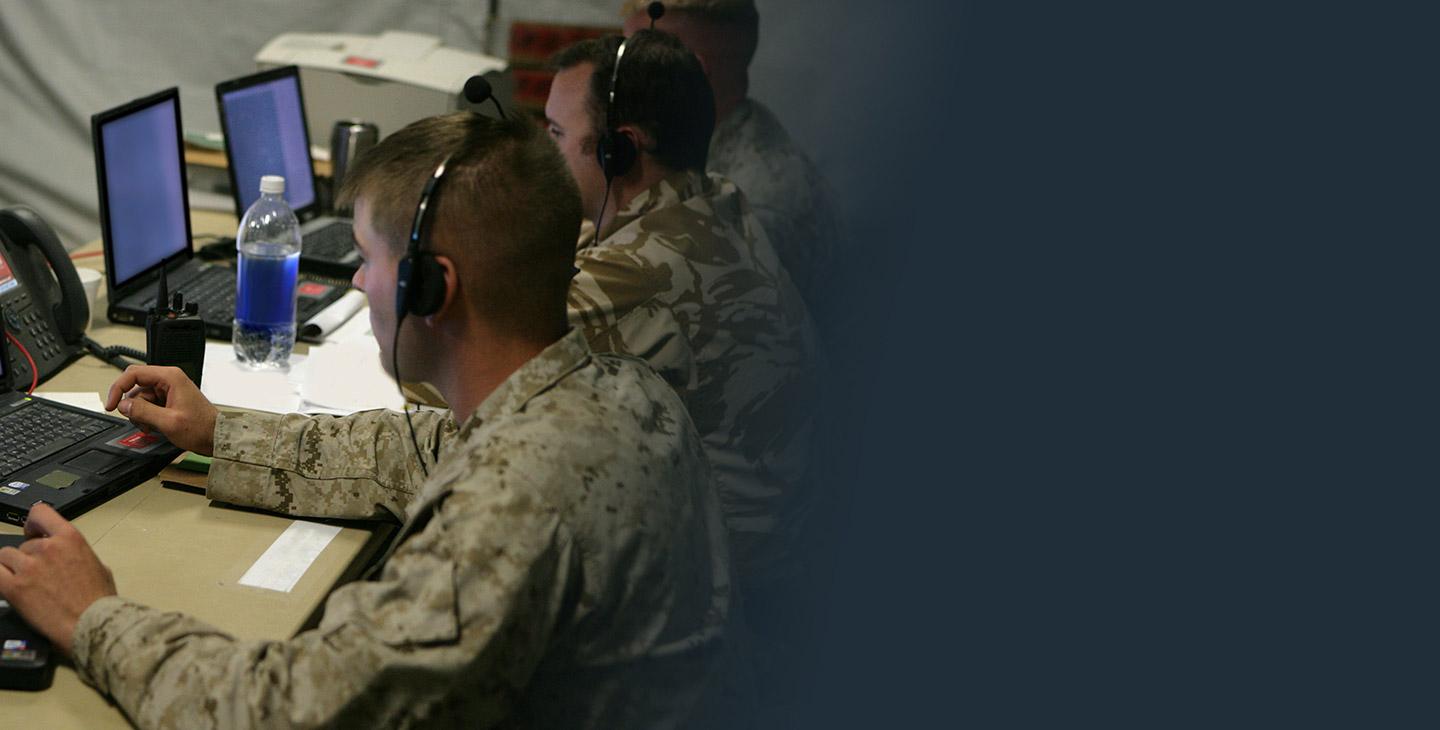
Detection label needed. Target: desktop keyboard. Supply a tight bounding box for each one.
[0,402,113,477]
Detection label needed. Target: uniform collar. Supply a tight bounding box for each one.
[596,170,709,242]
[455,329,592,440]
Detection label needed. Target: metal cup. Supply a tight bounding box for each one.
[329,120,379,213]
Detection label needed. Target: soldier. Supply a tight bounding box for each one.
[545,29,819,662]
[621,0,847,344]
[0,115,732,728]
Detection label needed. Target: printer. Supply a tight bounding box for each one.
[255,31,511,144]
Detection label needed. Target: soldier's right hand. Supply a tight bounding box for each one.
[104,365,217,457]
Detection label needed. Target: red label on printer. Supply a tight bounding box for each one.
[343,55,381,69]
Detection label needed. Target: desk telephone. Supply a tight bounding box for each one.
[0,206,88,388]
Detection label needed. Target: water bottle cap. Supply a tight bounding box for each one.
[259,175,286,195]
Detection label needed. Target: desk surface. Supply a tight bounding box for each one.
[4,209,378,727]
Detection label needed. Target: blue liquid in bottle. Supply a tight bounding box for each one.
[234,175,302,369]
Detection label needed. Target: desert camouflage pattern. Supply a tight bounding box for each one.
[569,170,820,576]
[709,99,846,339]
[71,329,732,729]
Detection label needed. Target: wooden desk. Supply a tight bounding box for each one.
[3,209,381,727]
[185,144,333,178]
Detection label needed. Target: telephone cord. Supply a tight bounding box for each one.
[5,331,39,394]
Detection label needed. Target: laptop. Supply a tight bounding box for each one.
[0,307,181,527]
[94,87,348,341]
[216,66,361,279]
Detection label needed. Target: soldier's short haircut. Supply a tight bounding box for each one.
[337,113,582,339]
[550,30,716,173]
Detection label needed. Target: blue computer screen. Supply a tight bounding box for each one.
[101,97,190,288]
[222,75,316,214]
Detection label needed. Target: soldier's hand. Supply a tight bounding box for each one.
[104,365,217,456]
[0,503,117,657]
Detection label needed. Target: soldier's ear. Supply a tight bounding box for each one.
[615,125,652,157]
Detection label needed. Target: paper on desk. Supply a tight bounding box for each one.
[299,289,366,342]
[201,344,306,414]
[300,337,405,413]
[324,305,374,344]
[238,520,342,593]
[38,392,108,415]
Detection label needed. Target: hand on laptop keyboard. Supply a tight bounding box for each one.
[104,365,219,457]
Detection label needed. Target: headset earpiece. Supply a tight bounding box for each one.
[596,129,638,182]
[396,251,446,318]
[398,156,454,318]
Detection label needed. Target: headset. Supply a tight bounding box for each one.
[396,156,452,320]
[392,82,509,477]
[593,1,665,239]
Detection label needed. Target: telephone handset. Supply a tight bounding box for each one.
[0,206,88,388]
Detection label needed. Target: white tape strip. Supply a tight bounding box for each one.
[238,520,342,593]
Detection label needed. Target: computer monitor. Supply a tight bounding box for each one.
[216,66,319,218]
[93,88,192,291]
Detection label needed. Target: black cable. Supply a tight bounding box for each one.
[196,236,237,261]
[83,335,145,371]
[593,178,614,248]
[393,313,429,479]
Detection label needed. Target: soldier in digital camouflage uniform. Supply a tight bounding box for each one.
[0,115,732,729]
[622,0,848,345]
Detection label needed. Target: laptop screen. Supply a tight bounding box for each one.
[98,95,190,289]
[219,71,317,216]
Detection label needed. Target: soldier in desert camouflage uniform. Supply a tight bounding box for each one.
[622,0,847,344]
[0,115,731,729]
[547,31,821,596]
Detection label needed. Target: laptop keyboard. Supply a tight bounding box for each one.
[140,265,336,325]
[0,402,114,477]
[304,222,357,262]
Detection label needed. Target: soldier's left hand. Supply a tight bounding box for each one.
[0,502,117,656]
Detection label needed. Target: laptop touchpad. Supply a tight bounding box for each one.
[64,450,129,475]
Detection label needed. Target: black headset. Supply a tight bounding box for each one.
[392,82,508,477]
[397,74,510,320]
[595,1,666,182]
[396,155,452,319]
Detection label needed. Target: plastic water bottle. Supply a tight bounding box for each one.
[234,175,301,369]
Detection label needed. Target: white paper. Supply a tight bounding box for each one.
[324,306,374,344]
[38,392,108,414]
[300,337,405,413]
[238,520,342,593]
[298,289,366,341]
[201,344,306,414]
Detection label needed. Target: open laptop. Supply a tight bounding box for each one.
[95,87,348,341]
[0,306,181,527]
[216,66,360,279]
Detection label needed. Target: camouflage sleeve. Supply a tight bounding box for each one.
[206,409,455,521]
[71,468,575,729]
[568,260,697,390]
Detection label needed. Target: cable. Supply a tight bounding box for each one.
[82,335,145,372]
[393,314,429,479]
[593,178,614,248]
[69,250,105,260]
[6,331,38,394]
